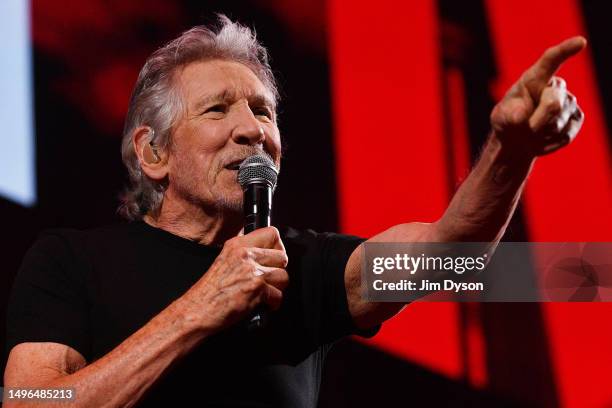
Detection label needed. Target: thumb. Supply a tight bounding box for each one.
[491,97,531,131]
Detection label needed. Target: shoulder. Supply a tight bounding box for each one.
[12,223,143,310]
[19,223,141,279]
[31,222,141,254]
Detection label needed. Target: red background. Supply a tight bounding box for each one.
[2,1,611,407]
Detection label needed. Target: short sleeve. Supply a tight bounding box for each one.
[316,232,380,343]
[5,231,91,360]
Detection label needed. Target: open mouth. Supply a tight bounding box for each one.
[225,159,245,171]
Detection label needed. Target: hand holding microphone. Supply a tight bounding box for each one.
[238,154,282,330]
[181,225,288,335]
[179,154,286,335]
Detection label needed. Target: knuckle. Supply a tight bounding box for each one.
[223,237,239,250]
[554,76,566,88]
[281,253,289,268]
[490,105,508,129]
[226,245,250,261]
[237,246,252,260]
[268,226,281,240]
[249,276,266,291]
[240,261,258,275]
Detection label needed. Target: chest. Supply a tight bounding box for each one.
[83,250,325,407]
[84,246,319,363]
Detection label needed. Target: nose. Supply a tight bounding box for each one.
[231,105,265,146]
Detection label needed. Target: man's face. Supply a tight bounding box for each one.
[166,59,281,213]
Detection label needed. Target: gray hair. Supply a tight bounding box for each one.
[118,15,279,220]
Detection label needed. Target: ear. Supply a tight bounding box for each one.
[133,126,169,181]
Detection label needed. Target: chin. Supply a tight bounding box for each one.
[213,187,243,214]
[206,171,244,214]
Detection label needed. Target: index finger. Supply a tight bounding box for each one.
[238,226,285,251]
[523,36,586,95]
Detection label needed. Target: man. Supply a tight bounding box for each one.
[4,16,584,407]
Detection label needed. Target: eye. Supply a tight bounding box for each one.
[202,104,227,117]
[252,106,273,120]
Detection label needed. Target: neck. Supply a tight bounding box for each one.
[143,190,242,247]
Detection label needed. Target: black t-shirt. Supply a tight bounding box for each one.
[6,222,376,407]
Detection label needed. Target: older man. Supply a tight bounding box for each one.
[4,16,584,408]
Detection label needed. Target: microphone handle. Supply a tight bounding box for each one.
[244,183,272,331]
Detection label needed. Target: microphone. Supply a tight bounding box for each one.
[237,154,279,330]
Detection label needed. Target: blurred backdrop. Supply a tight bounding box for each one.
[1,0,611,407]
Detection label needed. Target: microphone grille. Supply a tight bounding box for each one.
[238,154,279,189]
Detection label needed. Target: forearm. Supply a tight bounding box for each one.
[434,132,535,242]
[7,297,208,408]
[346,135,534,327]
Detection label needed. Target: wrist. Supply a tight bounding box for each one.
[487,131,536,183]
[489,130,537,164]
[166,295,217,340]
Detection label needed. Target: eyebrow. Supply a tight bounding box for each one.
[193,89,276,113]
